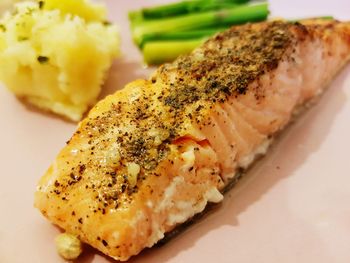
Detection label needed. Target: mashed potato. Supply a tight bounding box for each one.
[0,0,120,121]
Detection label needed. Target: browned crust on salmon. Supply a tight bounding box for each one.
[35,20,350,260]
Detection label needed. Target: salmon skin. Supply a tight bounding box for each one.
[35,20,350,261]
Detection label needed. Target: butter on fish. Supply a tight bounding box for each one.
[35,20,350,261]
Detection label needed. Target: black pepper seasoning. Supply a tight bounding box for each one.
[37,56,49,64]
[51,21,299,218]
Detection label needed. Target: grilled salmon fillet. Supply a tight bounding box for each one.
[35,20,350,261]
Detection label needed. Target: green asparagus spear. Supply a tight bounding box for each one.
[143,39,204,65]
[132,2,268,47]
[140,27,228,47]
[129,0,249,21]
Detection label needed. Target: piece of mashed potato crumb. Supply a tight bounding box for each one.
[55,233,82,260]
[0,0,120,121]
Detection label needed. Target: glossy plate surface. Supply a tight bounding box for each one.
[1,0,350,262]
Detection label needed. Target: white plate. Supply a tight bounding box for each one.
[1,1,350,262]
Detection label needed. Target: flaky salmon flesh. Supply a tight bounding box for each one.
[35,20,350,261]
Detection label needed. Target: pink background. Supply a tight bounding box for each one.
[1,0,350,262]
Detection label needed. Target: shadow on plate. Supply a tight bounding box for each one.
[17,97,75,124]
[78,66,349,263]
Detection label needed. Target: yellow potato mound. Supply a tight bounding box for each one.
[0,0,120,121]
